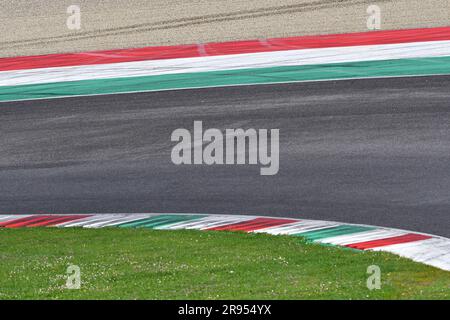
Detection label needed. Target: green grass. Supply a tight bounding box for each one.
[0,227,449,299]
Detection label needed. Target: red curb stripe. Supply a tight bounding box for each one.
[1,215,53,228]
[1,27,450,71]
[0,45,199,72]
[25,215,91,227]
[207,218,297,232]
[205,27,450,55]
[0,215,40,227]
[346,233,432,250]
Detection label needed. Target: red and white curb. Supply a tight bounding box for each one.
[0,213,449,272]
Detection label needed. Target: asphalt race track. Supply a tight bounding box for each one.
[1,75,450,237]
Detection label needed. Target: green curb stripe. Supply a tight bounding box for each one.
[2,56,450,102]
[118,214,204,228]
[293,225,376,241]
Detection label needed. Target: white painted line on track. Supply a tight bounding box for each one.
[2,73,449,104]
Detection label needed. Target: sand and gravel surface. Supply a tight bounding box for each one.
[0,0,449,57]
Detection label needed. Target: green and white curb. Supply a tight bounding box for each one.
[1,214,449,272]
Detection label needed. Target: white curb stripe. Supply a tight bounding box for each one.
[317,229,407,246]
[82,214,153,228]
[91,214,156,227]
[0,215,28,222]
[370,238,450,270]
[0,215,33,223]
[256,220,340,235]
[371,238,450,258]
[156,215,256,230]
[55,214,118,227]
[56,214,158,228]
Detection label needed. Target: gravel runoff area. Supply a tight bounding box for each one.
[0,0,449,57]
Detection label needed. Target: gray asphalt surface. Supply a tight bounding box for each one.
[1,76,450,237]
